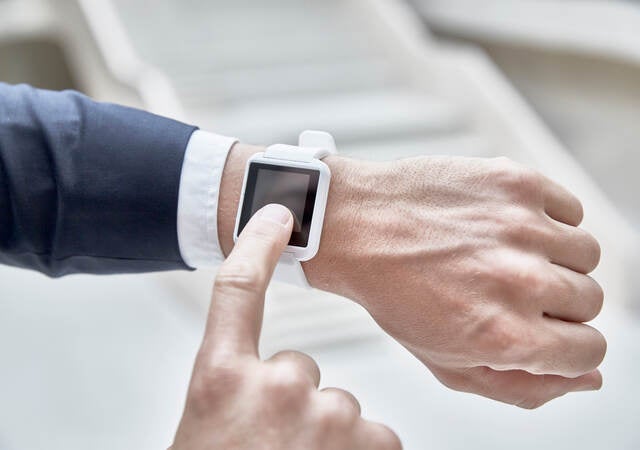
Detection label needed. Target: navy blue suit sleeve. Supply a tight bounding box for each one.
[0,83,197,276]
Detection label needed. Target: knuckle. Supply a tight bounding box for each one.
[489,257,547,296]
[273,350,318,371]
[189,362,243,410]
[316,406,338,429]
[205,358,244,382]
[188,375,216,407]
[493,158,542,201]
[519,262,549,299]
[485,260,515,287]
[372,425,403,450]
[473,314,523,362]
[332,392,360,420]
[507,205,539,225]
[317,399,357,428]
[214,259,266,296]
[500,209,546,243]
[263,363,311,401]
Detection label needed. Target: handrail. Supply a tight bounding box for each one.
[415,0,640,67]
[75,0,186,119]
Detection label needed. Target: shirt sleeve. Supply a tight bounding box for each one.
[177,130,238,268]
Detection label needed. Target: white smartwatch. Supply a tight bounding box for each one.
[233,130,337,289]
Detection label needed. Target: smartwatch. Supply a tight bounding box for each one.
[233,130,337,289]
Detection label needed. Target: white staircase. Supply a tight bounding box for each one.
[1,1,638,449]
[88,0,635,352]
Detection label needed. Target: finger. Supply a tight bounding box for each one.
[356,421,402,450]
[476,315,607,377]
[320,387,362,416]
[544,219,601,274]
[542,176,584,226]
[204,204,293,357]
[267,350,321,388]
[436,366,602,410]
[542,264,604,323]
[534,319,607,378]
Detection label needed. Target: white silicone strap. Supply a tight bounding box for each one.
[263,145,331,162]
[263,131,336,162]
[269,131,337,289]
[274,254,311,289]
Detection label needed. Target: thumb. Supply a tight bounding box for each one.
[204,204,293,357]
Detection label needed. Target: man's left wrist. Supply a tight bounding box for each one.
[217,142,265,258]
[218,142,362,295]
[301,155,362,294]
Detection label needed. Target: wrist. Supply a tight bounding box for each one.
[217,142,264,257]
[217,142,370,297]
[301,156,373,296]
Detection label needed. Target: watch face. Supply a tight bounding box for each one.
[238,162,320,247]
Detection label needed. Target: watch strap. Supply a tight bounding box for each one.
[262,145,327,162]
[269,130,336,289]
[274,253,311,289]
[263,131,337,162]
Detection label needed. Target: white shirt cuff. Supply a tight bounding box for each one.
[177,130,238,268]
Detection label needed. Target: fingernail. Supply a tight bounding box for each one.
[258,204,292,226]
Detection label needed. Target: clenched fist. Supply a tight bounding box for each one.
[219,144,606,409]
[305,155,605,409]
[172,204,401,450]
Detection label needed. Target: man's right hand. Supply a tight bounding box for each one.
[219,146,606,409]
[173,204,401,450]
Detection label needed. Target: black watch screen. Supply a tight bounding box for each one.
[237,162,320,247]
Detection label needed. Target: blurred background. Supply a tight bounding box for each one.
[1,0,639,448]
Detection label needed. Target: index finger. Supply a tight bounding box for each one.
[203,204,293,357]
